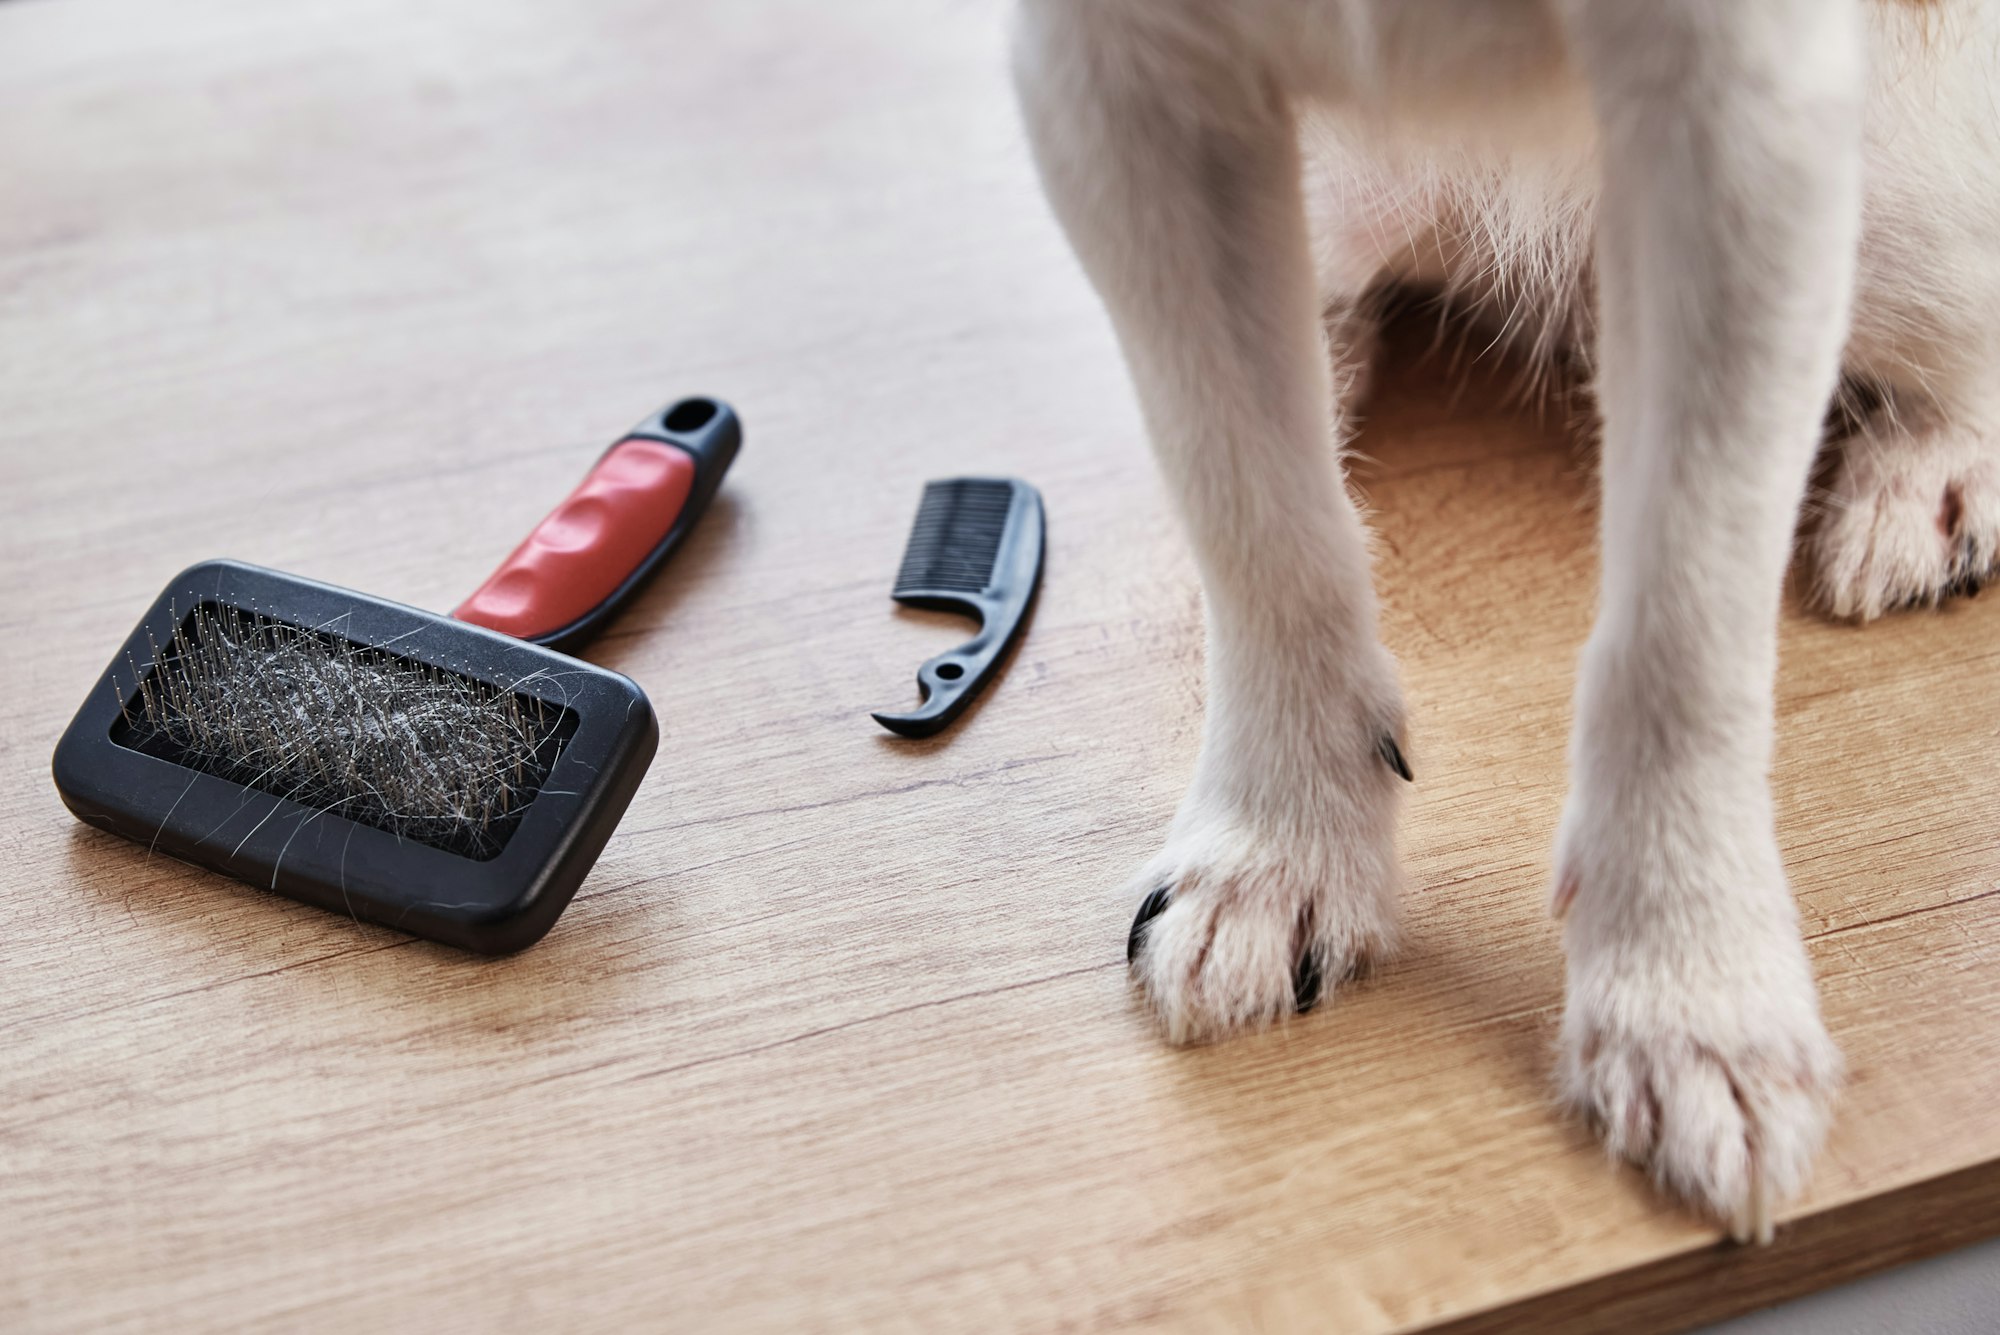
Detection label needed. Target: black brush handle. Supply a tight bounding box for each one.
[872,478,1044,737]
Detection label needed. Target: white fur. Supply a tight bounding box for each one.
[1013,0,1999,1241]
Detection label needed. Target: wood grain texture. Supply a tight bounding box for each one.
[1,2,1995,1330]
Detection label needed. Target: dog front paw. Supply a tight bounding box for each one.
[1559,1003,1840,1244]
[1124,825,1401,1046]
[1125,733,1408,1045]
[1555,804,1841,1242]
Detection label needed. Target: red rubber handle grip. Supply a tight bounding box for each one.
[453,438,696,643]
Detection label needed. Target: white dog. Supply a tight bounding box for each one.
[1012,0,1995,1243]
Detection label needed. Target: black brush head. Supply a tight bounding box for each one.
[873,477,1044,738]
[53,560,658,953]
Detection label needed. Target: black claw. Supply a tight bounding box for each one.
[1377,734,1413,783]
[1293,948,1325,1014]
[1127,886,1171,964]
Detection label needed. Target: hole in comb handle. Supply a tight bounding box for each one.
[871,477,1044,738]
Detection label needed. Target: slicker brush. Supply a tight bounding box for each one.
[54,397,740,953]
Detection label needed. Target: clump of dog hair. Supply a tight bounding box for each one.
[120,603,561,859]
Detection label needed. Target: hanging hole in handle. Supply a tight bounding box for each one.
[935,662,965,681]
[663,398,718,433]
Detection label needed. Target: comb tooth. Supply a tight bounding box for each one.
[894,479,1014,595]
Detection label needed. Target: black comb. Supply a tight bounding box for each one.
[872,477,1044,738]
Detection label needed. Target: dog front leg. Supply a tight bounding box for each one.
[1553,0,1864,1241]
[1013,4,1407,1042]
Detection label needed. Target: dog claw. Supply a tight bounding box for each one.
[1377,735,1413,782]
[1127,886,1171,964]
[1730,1159,1775,1246]
[1292,948,1325,1013]
[1551,869,1580,920]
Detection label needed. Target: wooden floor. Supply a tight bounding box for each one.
[3,2,1997,1330]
